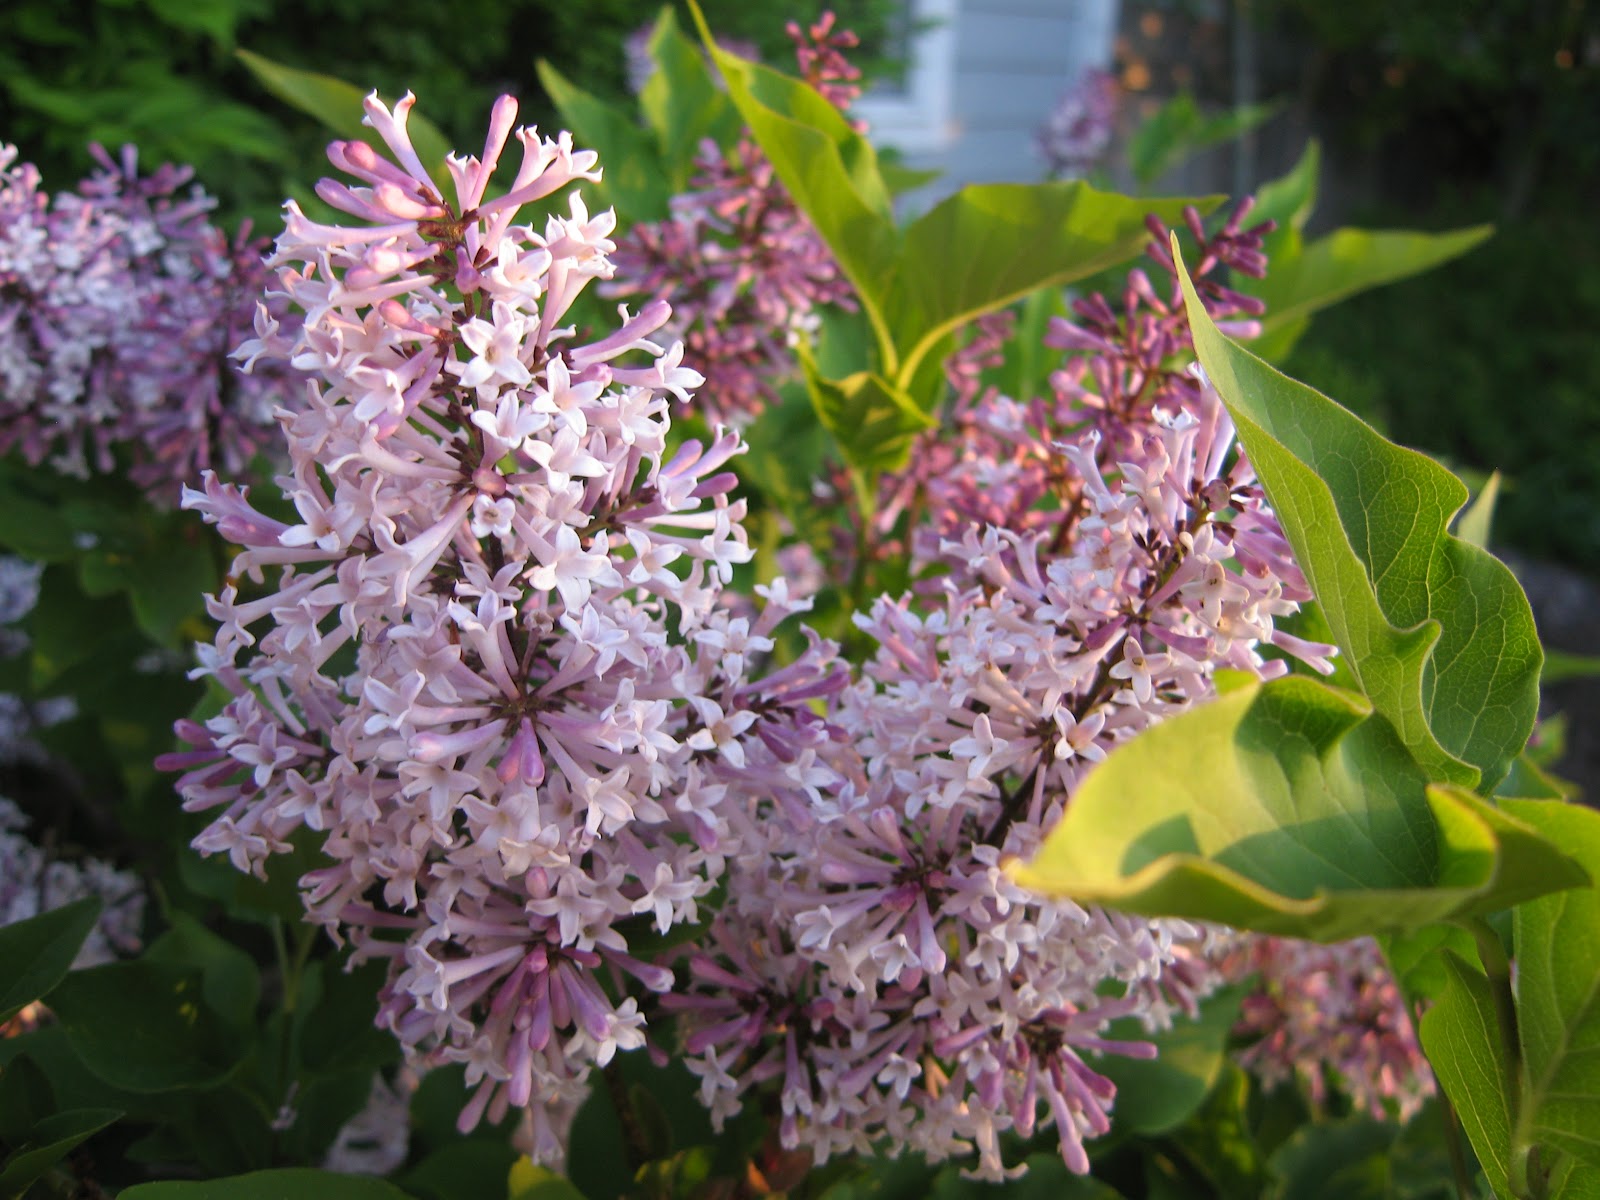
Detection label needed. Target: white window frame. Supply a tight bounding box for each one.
[853,0,960,156]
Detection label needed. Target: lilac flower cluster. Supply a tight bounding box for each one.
[162,90,1389,1181]
[608,17,858,426]
[0,144,300,498]
[1037,68,1119,179]
[1227,936,1435,1122]
[0,797,145,970]
[160,91,847,1148]
[660,214,1340,1179]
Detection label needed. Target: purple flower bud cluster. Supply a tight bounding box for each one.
[0,143,300,498]
[1037,68,1119,179]
[1226,936,1434,1121]
[608,18,859,426]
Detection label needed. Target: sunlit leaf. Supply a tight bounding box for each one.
[1012,678,1585,941]
[1179,241,1541,791]
[121,1169,416,1199]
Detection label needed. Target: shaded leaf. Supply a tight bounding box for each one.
[1266,1117,1398,1200]
[401,1139,519,1200]
[1179,239,1541,790]
[797,345,934,482]
[121,1169,416,1199]
[1418,951,1514,1200]
[144,912,262,1034]
[1099,983,1247,1135]
[1251,226,1492,343]
[1012,677,1586,941]
[1455,472,1501,550]
[1503,799,1600,1173]
[235,50,452,175]
[638,7,741,190]
[0,1106,121,1195]
[535,61,669,220]
[0,898,102,1024]
[1127,91,1281,187]
[48,960,241,1092]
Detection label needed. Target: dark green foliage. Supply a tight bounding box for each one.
[0,0,903,231]
[1285,196,1600,572]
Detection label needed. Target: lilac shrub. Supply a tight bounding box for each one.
[0,144,300,499]
[157,84,1424,1183]
[1037,67,1119,179]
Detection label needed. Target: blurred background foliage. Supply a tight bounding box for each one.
[1,0,1595,574]
[0,0,904,232]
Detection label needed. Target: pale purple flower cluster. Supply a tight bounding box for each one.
[161,91,1368,1181]
[0,143,299,496]
[1227,936,1435,1121]
[0,797,145,969]
[160,91,846,1148]
[608,18,858,426]
[1037,68,1119,179]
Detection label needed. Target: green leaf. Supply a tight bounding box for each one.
[507,1159,586,1200]
[0,898,102,1024]
[235,49,452,176]
[535,60,670,220]
[144,912,262,1034]
[401,1139,519,1200]
[145,0,254,47]
[797,345,935,481]
[121,1169,417,1199]
[1503,799,1600,1174]
[1251,141,1319,241]
[1266,1117,1399,1200]
[1251,226,1493,344]
[1178,239,1541,791]
[1099,983,1247,1134]
[882,162,943,196]
[691,2,900,365]
[1543,650,1600,685]
[1010,677,1587,941]
[1165,1064,1272,1197]
[0,1106,121,1196]
[1454,472,1501,550]
[1419,951,1515,1200]
[1127,91,1281,187]
[886,183,1215,391]
[47,960,241,1092]
[638,7,740,190]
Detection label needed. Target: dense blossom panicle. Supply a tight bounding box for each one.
[0,143,300,496]
[608,19,858,426]
[164,90,848,1141]
[1037,68,1118,178]
[1225,935,1435,1121]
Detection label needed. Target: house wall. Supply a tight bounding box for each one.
[857,0,1121,204]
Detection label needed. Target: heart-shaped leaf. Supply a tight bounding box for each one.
[1011,677,1585,942]
[1178,241,1541,791]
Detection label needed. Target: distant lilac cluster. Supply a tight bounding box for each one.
[0,143,299,498]
[608,16,859,426]
[1227,936,1435,1121]
[0,797,145,970]
[1037,67,1118,179]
